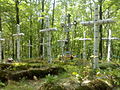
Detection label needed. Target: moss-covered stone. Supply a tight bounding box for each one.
[39,83,65,90]
[80,79,112,90]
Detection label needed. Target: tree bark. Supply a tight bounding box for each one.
[99,0,103,60]
[51,0,55,27]
[15,0,20,59]
[0,5,4,61]
[39,0,45,58]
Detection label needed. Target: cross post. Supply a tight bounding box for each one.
[40,16,57,63]
[40,38,48,59]
[13,24,24,61]
[0,31,5,62]
[102,29,120,62]
[75,31,91,60]
[80,3,116,69]
[27,40,32,58]
[58,40,68,60]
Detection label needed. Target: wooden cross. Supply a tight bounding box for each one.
[75,31,91,60]
[57,40,68,60]
[13,24,24,61]
[102,29,120,62]
[0,31,5,62]
[40,38,48,59]
[40,16,57,63]
[80,3,115,69]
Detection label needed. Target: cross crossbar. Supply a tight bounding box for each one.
[81,19,115,26]
[40,28,57,32]
[57,40,68,42]
[13,33,24,36]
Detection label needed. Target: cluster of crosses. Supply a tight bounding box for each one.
[0,3,119,69]
[80,3,119,69]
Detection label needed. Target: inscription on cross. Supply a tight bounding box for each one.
[0,31,5,62]
[13,24,24,61]
[75,31,91,60]
[40,16,57,63]
[80,3,116,69]
[102,29,120,62]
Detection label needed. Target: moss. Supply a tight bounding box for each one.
[39,83,65,90]
[80,79,112,90]
[9,66,66,81]
[99,62,120,69]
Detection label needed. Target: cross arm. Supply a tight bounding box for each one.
[40,28,57,32]
[102,37,120,40]
[13,33,24,36]
[57,40,68,42]
[81,19,115,26]
[74,38,92,41]
[0,38,5,41]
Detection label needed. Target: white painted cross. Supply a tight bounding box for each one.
[13,24,24,61]
[40,16,57,63]
[102,29,120,62]
[0,31,5,62]
[57,40,68,60]
[75,31,91,60]
[40,38,48,59]
[80,3,115,69]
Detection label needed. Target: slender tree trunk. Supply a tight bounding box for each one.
[15,0,20,24]
[51,0,55,27]
[39,0,44,58]
[0,6,4,61]
[29,0,32,58]
[66,14,71,51]
[15,0,20,59]
[99,0,103,60]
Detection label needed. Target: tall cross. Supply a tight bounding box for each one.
[13,24,24,61]
[102,29,120,62]
[75,31,91,60]
[0,31,5,62]
[80,3,115,69]
[40,16,57,63]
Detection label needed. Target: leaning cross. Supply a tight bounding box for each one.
[75,31,91,60]
[0,31,5,62]
[13,24,24,61]
[80,3,115,69]
[102,29,120,62]
[40,16,57,63]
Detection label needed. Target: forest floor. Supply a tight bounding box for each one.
[0,58,120,90]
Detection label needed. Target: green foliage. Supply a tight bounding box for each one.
[0,81,5,87]
[45,74,59,84]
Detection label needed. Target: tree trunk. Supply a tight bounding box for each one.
[99,0,103,60]
[15,0,20,59]
[66,14,71,51]
[29,0,32,58]
[39,0,44,58]
[51,0,55,27]
[0,6,4,61]
[15,0,20,25]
